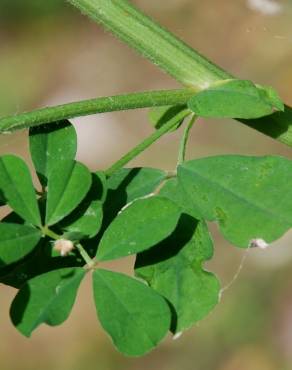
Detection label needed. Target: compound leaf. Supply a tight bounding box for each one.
[0,155,41,226]
[45,160,91,226]
[93,269,171,356]
[179,155,292,247]
[10,267,85,337]
[29,120,77,186]
[96,196,181,261]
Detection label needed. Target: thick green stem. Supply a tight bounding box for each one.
[177,114,197,165]
[105,108,191,177]
[0,89,195,133]
[69,0,230,88]
[69,0,292,147]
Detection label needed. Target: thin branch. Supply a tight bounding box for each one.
[177,114,197,165]
[105,109,191,177]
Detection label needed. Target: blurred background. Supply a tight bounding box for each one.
[0,0,292,369]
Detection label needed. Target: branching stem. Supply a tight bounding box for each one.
[75,243,96,268]
[0,89,196,133]
[105,109,191,177]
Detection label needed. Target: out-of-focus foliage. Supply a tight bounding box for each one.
[0,0,66,22]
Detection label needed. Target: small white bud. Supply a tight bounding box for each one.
[249,238,269,249]
[53,239,75,256]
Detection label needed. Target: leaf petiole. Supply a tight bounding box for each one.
[105,108,191,177]
[177,114,197,165]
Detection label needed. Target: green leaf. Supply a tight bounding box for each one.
[256,84,284,112]
[29,120,77,186]
[0,223,41,267]
[60,173,104,238]
[159,177,201,219]
[0,155,41,226]
[149,105,190,130]
[179,155,292,247]
[96,196,181,261]
[103,167,167,227]
[135,215,220,333]
[61,201,102,239]
[45,160,92,226]
[188,79,284,119]
[92,269,171,356]
[10,267,85,337]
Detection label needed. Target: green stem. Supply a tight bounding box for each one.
[0,88,196,133]
[105,109,191,177]
[41,226,61,240]
[69,0,230,88]
[75,243,95,268]
[177,114,197,165]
